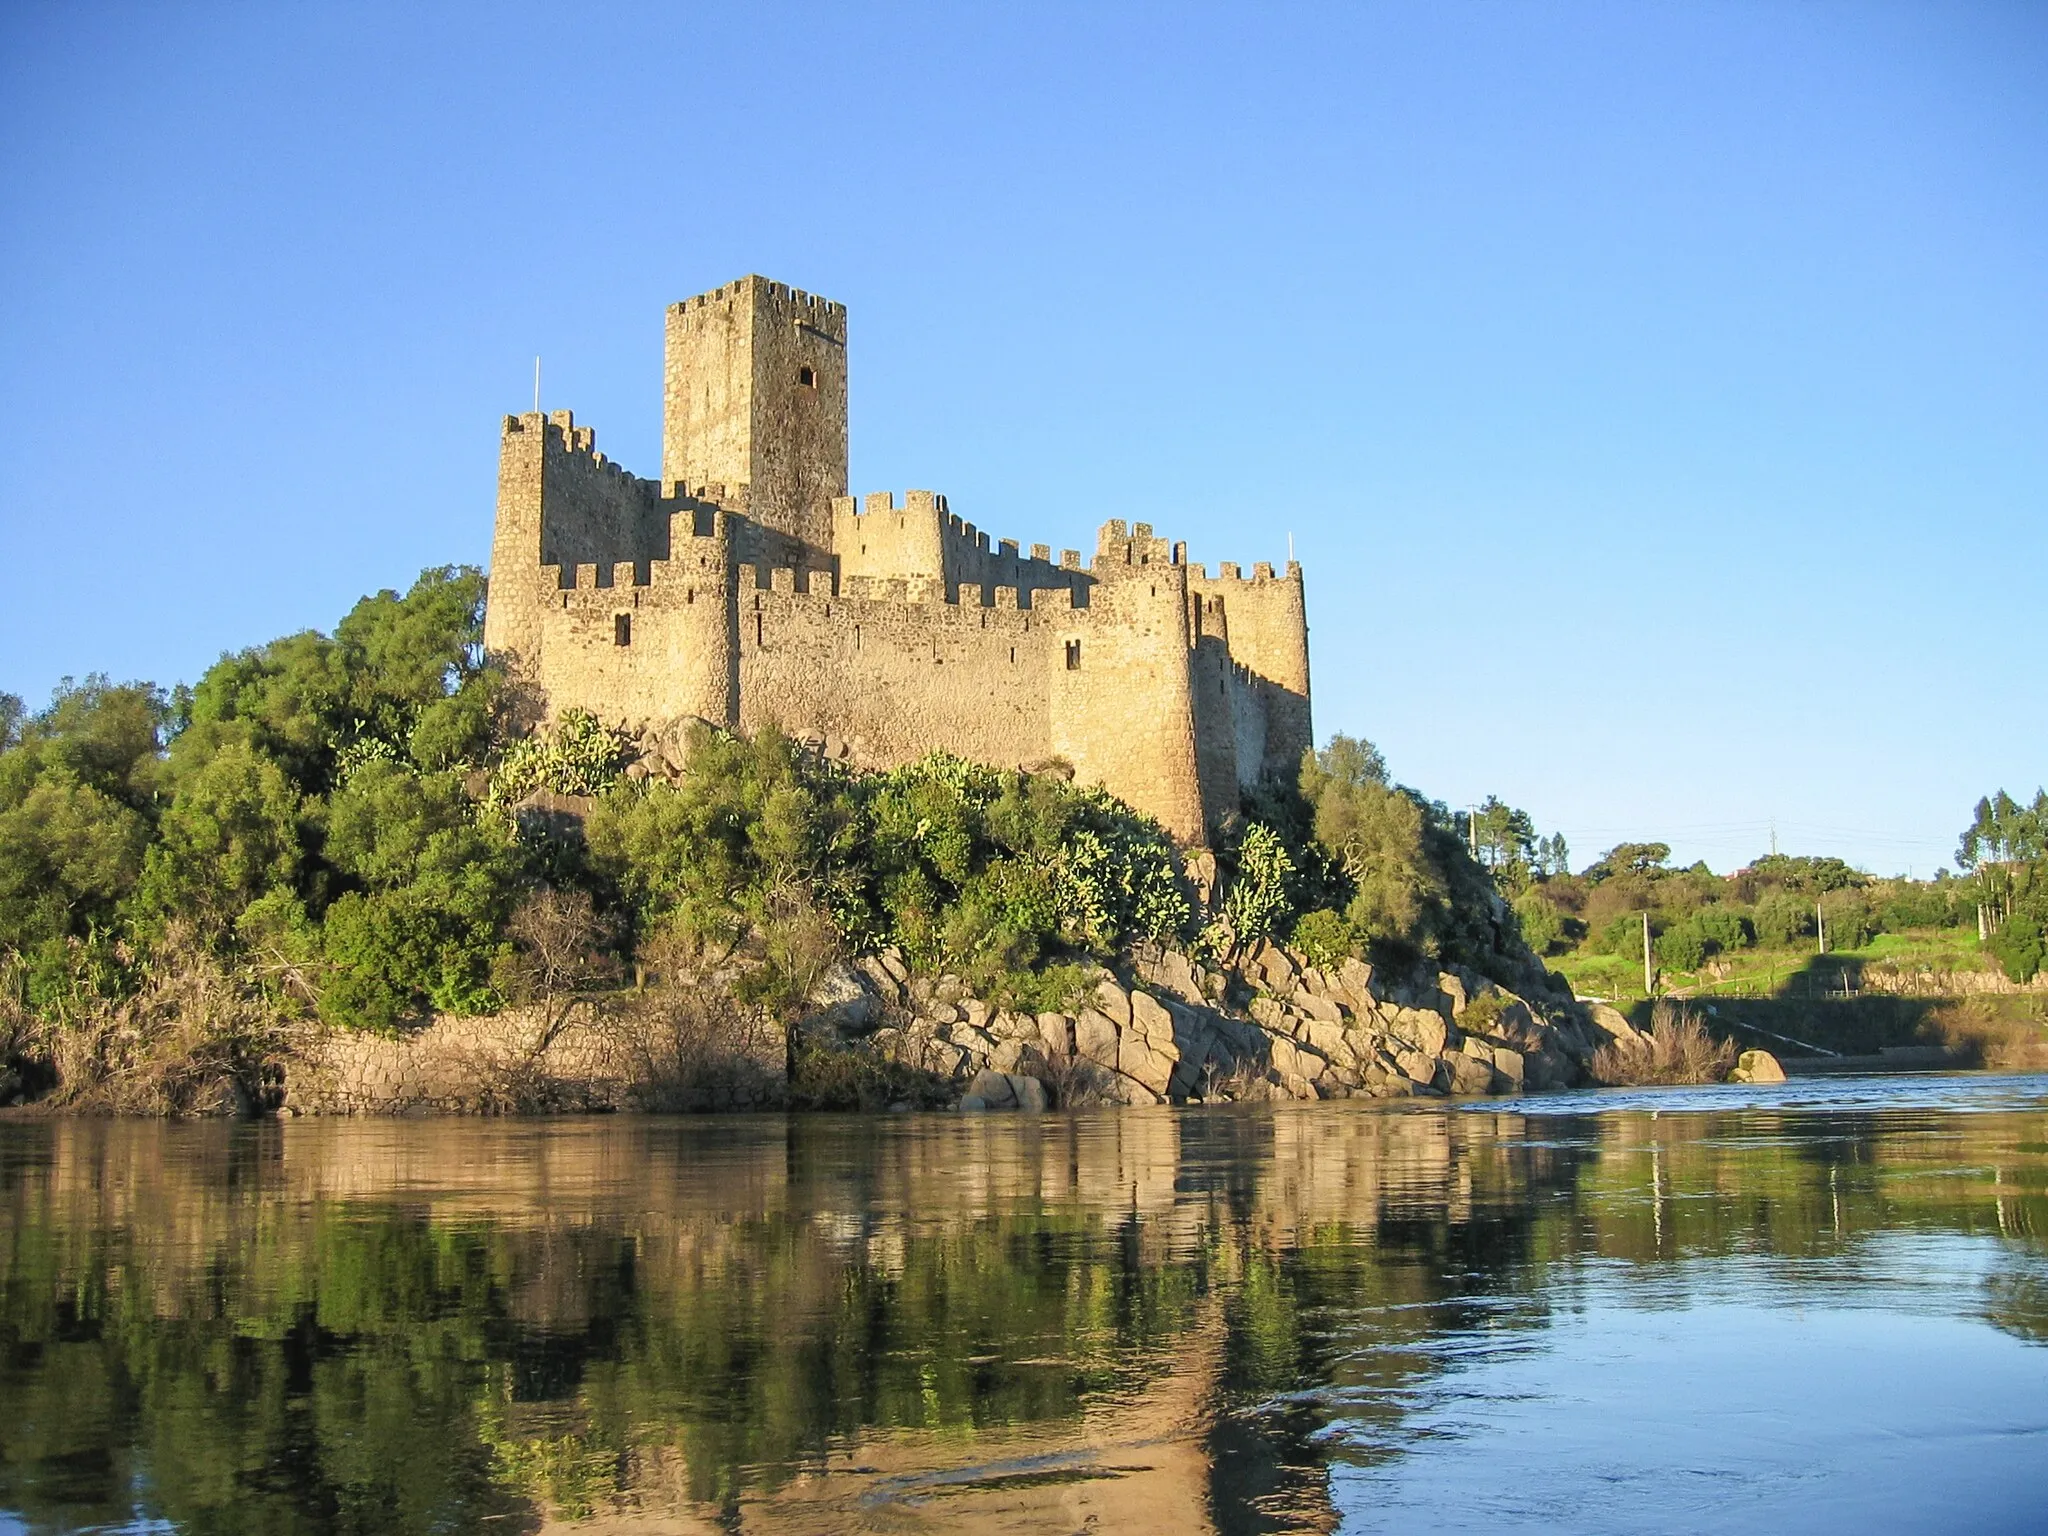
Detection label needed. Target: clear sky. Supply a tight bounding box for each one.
[2,1,2041,877]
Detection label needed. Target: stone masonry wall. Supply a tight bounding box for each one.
[486,278,1317,846]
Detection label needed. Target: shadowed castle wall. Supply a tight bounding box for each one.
[1189,561,1311,782]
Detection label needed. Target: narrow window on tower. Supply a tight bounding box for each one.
[1065,639,1081,671]
[614,614,632,647]
[797,366,816,388]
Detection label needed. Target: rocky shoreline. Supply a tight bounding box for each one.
[276,941,1642,1117]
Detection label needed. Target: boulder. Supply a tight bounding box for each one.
[1728,1049,1787,1084]
[1394,1048,1435,1086]
[1339,957,1379,1008]
[1142,948,1204,1005]
[1437,1054,1495,1096]
[1585,1003,1642,1047]
[1110,1075,1162,1106]
[1294,989,1345,1025]
[990,1038,1047,1075]
[1387,1005,1449,1059]
[1491,1046,1526,1089]
[1438,971,1469,1015]
[1301,1019,1352,1064]
[961,998,992,1031]
[1251,941,1298,992]
[855,954,903,1002]
[1036,1012,1074,1056]
[989,1010,1037,1041]
[1075,1008,1121,1068]
[967,1067,1019,1107]
[804,963,879,1035]
[949,1024,998,1059]
[1129,990,1176,1045]
[1010,1074,1050,1113]
[1269,1035,1325,1083]
[1092,978,1133,1030]
[1119,1034,1177,1096]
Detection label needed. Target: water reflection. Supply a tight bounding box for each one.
[1,1080,2044,1534]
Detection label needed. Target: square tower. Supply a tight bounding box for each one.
[662,275,848,554]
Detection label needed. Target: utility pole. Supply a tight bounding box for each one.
[1642,911,1654,998]
[1816,895,1827,955]
[1770,820,1778,857]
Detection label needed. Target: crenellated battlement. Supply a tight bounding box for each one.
[1094,519,1186,573]
[1196,559,1304,585]
[668,274,847,325]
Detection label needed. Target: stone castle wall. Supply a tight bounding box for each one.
[485,278,1315,844]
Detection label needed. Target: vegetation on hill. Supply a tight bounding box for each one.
[1440,782,2048,1010]
[0,566,1549,1110]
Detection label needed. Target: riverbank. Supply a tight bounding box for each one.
[268,941,1618,1117]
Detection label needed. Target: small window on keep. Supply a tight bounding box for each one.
[1065,639,1081,671]
[797,366,816,388]
[614,614,632,646]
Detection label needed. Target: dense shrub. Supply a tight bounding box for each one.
[1988,904,2046,984]
[1512,889,1567,956]
[1595,913,1650,957]
[1654,922,1707,972]
[1753,890,1814,948]
[1693,906,1754,954]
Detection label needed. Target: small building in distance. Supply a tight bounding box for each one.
[483,275,1310,845]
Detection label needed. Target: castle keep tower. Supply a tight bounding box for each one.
[486,276,1311,845]
[663,276,848,555]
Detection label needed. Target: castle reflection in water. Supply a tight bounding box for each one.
[2,1090,2044,1533]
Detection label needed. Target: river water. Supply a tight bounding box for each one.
[2,1076,2044,1534]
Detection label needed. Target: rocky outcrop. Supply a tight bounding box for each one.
[276,938,1619,1117]
[843,940,1614,1109]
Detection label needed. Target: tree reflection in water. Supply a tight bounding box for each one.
[0,1083,2043,1534]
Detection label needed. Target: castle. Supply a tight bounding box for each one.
[484,276,1310,845]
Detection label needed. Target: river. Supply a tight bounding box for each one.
[2,1076,2044,1533]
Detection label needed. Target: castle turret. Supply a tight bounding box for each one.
[663,276,848,557]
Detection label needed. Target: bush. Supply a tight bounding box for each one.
[1818,894,1874,952]
[1655,921,1708,972]
[1512,890,1566,956]
[1881,882,1963,931]
[1694,906,1754,953]
[1753,890,1813,948]
[1289,907,1355,968]
[1298,740,1444,955]
[1589,1002,1737,1086]
[1596,913,1650,957]
[1988,909,2046,984]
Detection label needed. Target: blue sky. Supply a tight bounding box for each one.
[2,1,2041,876]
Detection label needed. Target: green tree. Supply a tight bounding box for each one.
[1587,843,1671,881]
[1298,736,1445,957]
[136,741,302,926]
